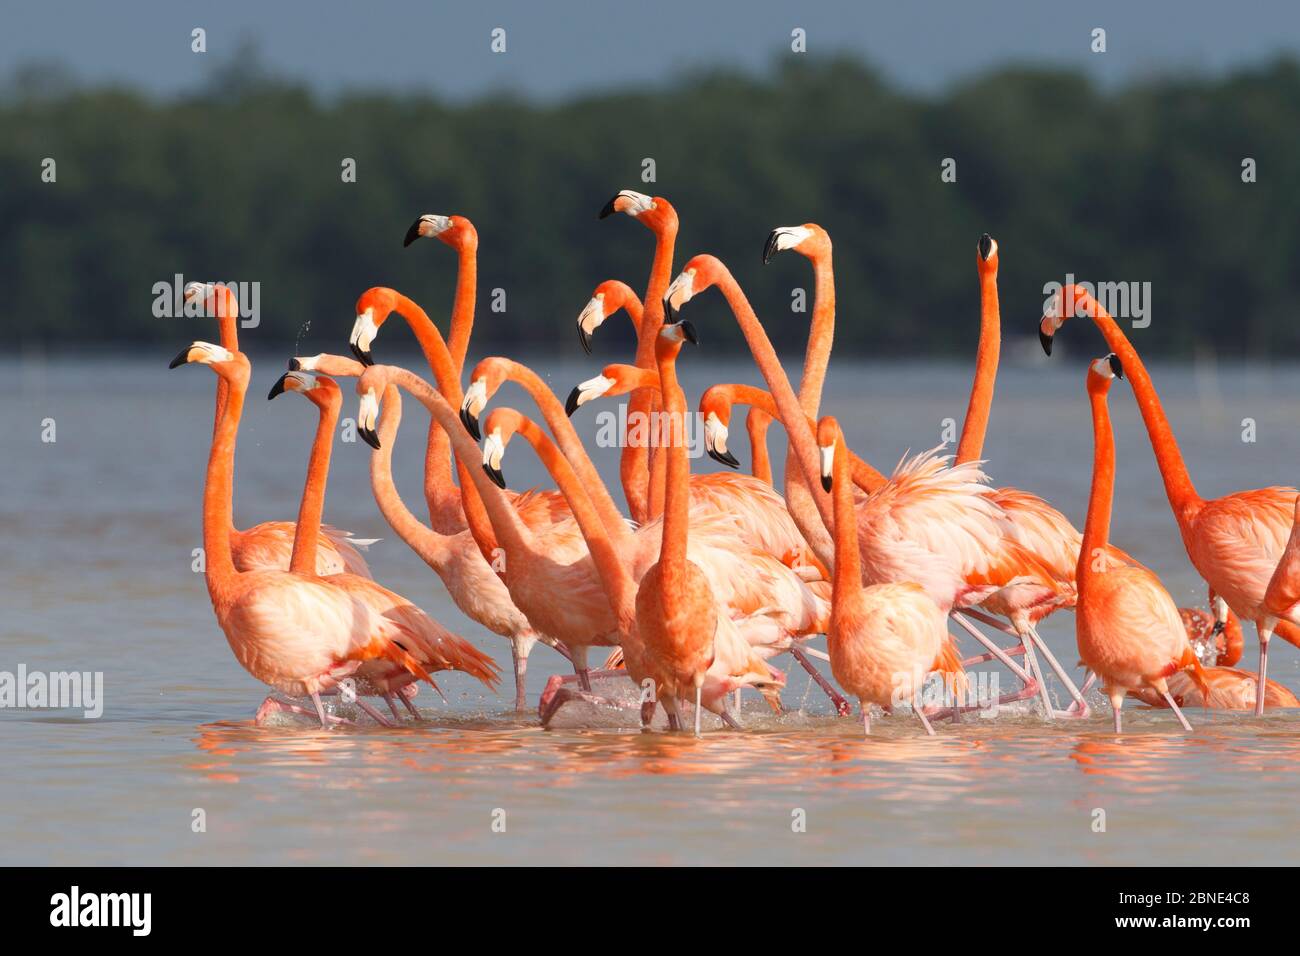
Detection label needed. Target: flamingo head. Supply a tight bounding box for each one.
[183,281,239,320]
[654,320,698,366]
[598,190,678,234]
[576,280,638,354]
[816,416,842,493]
[1086,353,1123,395]
[267,369,341,410]
[701,407,739,470]
[460,357,511,441]
[564,369,620,417]
[480,408,525,491]
[350,287,403,367]
[168,341,249,386]
[403,213,476,251]
[355,366,395,450]
[977,233,999,274]
[1039,283,1095,356]
[663,255,727,321]
[288,353,365,378]
[762,223,827,264]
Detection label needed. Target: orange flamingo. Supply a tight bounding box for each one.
[1129,667,1298,711]
[575,279,644,356]
[171,343,498,728]
[634,320,725,736]
[182,282,376,576]
[1041,283,1300,714]
[291,352,575,710]
[1074,353,1207,732]
[817,416,960,735]
[596,190,680,523]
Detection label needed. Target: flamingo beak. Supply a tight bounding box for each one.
[978,233,995,261]
[1039,328,1054,357]
[168,345,193,369]
[598,195,620,219]
[1107,353,1124,379]
[402,218,424,247]
[762,229,782,265]
[268,372,290,400]
[679,319,698,346]
[483,463,507,490]
[709,447,741,470]
[360,426,381,450]
[565,386,582,417]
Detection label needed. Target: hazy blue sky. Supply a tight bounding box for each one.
[4,1,1300,99]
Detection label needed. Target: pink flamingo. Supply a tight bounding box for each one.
[817,416,962,735]
[596,190,680,523]
[171,342,498,728]
[1075,353,1207,732]
[1041,283,1300,714]
[182,281,376,576]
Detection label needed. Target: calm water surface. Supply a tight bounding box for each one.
[4,352,1300,866]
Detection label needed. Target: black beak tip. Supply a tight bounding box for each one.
[1039,329,1054,357]
[598,196,618,219]
[577,327,593,355]
[821,475,833,493]
[708,448,740,470]
[402,219,423,248]
[360,427,382,451]
[1107,353,1124,379]
[167,347,190,370]
[1211,620,1226,637]
[762,230,780,265]
[288,357,301,371]
[267,373,288,401]
[679,319,699,346]
[664,298,679,322]
[978,233,994,260]
[483,463,507,490]
[350,342,375,367]
[460,407,482,442]
[564,386,582,418]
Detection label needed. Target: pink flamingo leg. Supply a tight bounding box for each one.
[1027,626,1090,717]
[255,695,353,727]
[789,645,851,715]
[951,613,1036,685]
[861,703,872,736]
[382,693,404,722]
[510,638,529,712]
[353,696,397,728]
[913,691,936,736]
[1162,690,1194,731]
[923,670,1043,721]
[1069,670,1097,715]
[1255,627,1272,717]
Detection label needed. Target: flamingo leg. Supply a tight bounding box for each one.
[1110,692,1123,733]
[354,696,397,728]
[1069,670,1097,715]
[861,703,871,736]
[255,695,354,727]
[1255,624,1273,717]
[1161,690,1194,731]
[924,671,1042,721]
[310,691,334,730]
[510,637,529,712]
[400,691,421,718]
[734,688,742,713]
[382,692,404,722]
[694,685,703,737]
[790,645,852,715]
[1027,626,1090,718]
[951,613,1036,686]
[1020,635,1056,717]
[914,691,936,736]
[720,700,742,730]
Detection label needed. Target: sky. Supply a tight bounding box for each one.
[3,1,1300,100]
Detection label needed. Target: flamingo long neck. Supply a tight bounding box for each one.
[746,409,774,485]
[799,252,835,416]
[1078,389,1115,592]
[211,305,239,455]
[713,266,836,566]
[389,368,532,559]
[287,393,340,574]
[656,346,691,585]
[1080,302,1202,529]
[368,385,452,571]
[203,371,242,607]
[501,361,630,539]
[389,291,467,534]
[955,265,1000,464]
[446,241,477,377]
[515,416,637,615]
[830,435,864,613]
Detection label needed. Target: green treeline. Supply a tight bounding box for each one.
[4,53,1300,357]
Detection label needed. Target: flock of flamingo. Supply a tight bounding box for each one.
[170,190,1300,737]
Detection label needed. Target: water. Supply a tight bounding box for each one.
[5,351,1300,866]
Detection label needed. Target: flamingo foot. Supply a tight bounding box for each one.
[790,645,852,716]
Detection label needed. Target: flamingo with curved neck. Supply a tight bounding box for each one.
[1075,354,1206,732]
[1042,283,1300,715]
[183,281,376,577]
[171,342,499,729]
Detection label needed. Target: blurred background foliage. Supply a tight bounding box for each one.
[4,45,1299,357]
